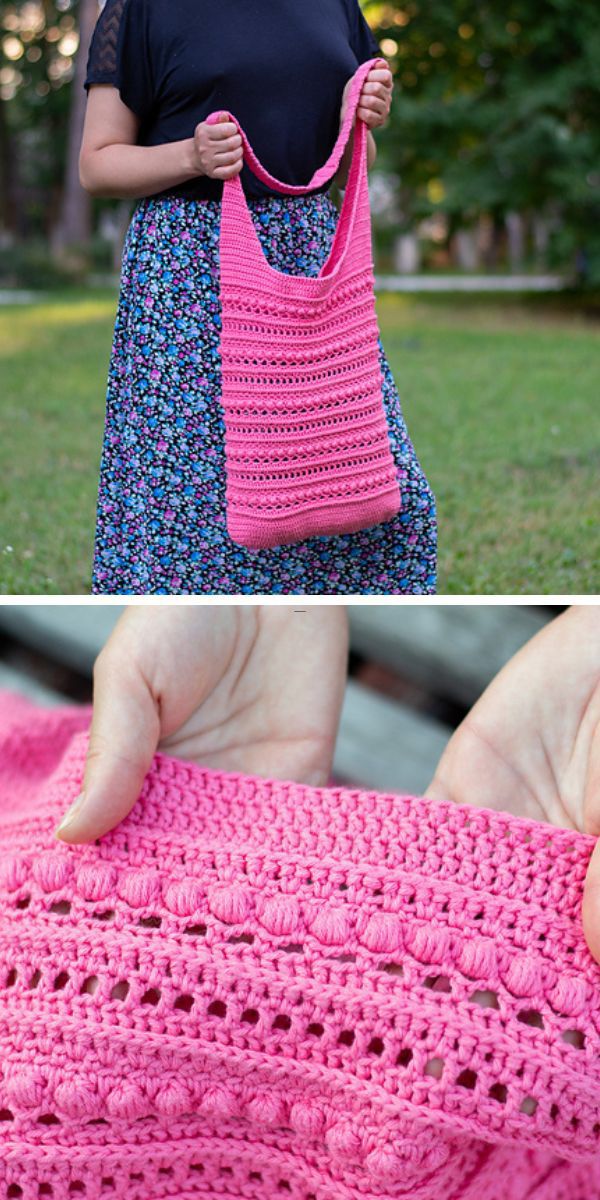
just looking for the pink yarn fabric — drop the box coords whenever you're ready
[205,58,401,549]
[1,691,600,1200]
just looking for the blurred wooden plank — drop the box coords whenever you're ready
[0,606,551,711]
[334,679,450,796]
[0,606,122,674]
[0,663,65,707]
[348,606,549,706]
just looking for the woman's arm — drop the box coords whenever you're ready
[333,128,376,190]
[333,59,391,190]
[79,86,242,200]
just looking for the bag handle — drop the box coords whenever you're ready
[205,57,381,195]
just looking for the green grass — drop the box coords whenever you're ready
[0,288,598,595]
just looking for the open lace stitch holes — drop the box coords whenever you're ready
[396,1047,413,1067]
[338,1029,355,1047]
[7,1187,23,1198]
[68,1185,84,1195]
[0,1110,13,1121]
[281,943,304,955]
[38,1186,53,1196]
[489,1083,508,1104]
[49,900,71,915]
[470,990,499,1009]
[367,1036,385,1056]
[228,932,254,945]
[80,975,99,995]
[456,1069,477,1090]
[101,1180,115,1188]
[141,988,161,1006]
[562,1028,585,1049]
[273,1013,291,1031]
[307,1022,324,1038]
[190,1165,205,1175]
[110,980,130,1001]
[424,1057,444,1079]
[138,916,162,929]
[184,924,207,937]
[424,974,452,993]
[517,1009,544,1029]
[15,895,30,910]
[29,969,42,988]
[380,962,403,976]
[174,993,194,1013]
[92,909,115,922]
[551,1104,560,1121]
[520,1097,538,1116]
[6,969,17,987]
[208,999,227,1018]
[37,1113,60,1125]
[241,1008,260,1025]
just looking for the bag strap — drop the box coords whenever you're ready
[205,57,381,195]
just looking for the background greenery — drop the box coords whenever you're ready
[1,0,599,282]
[1,289,597,595]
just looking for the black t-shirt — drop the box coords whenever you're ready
[83,0,381,201]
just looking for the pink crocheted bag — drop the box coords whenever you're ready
[1,691,600,1200]
[206,58,401,550]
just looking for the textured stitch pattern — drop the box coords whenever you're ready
[0,692,600,1200]
[205,58,402,549]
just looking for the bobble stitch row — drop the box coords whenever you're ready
[0,855,30,892]
[2,1059,417,1184]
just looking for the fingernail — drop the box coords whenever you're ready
[55,793,85,838]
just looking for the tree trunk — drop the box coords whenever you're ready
[49,0,98,264]
[0,96,18,236]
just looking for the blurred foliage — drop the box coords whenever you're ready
[366,0,600,282]
[1,0,600,281]
[0,0,78,232]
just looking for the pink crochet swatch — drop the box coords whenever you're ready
[0,692,599,1200]
[205,58,401,549]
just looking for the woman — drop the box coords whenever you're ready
[80,0,437,595]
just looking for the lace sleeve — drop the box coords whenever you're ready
[83,0,128,90]
[83,0,154,122]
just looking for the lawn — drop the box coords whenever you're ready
[0,288,598,595]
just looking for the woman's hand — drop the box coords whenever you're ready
[425,606,600,963]
[339,59,393,130]
[55,606,348,844]
[191,113,244,179]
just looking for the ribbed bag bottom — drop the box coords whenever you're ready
[227,486,402,549]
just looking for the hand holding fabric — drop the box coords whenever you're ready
[55,605,348,844]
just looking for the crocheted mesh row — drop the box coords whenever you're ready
[205,58,401,550]
[0,692,599,1200]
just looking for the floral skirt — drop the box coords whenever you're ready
[91,191,437,595]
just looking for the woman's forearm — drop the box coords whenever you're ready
[333,128,376,190]
[79,137,202,199]
[80,125,376,200]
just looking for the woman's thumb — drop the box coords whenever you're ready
[54,645,160,844]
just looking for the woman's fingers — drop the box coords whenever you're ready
[582,838,600,965]
[54,644,160,844]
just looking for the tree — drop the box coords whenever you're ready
[50,0,97,261]
[365,0,600,280]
